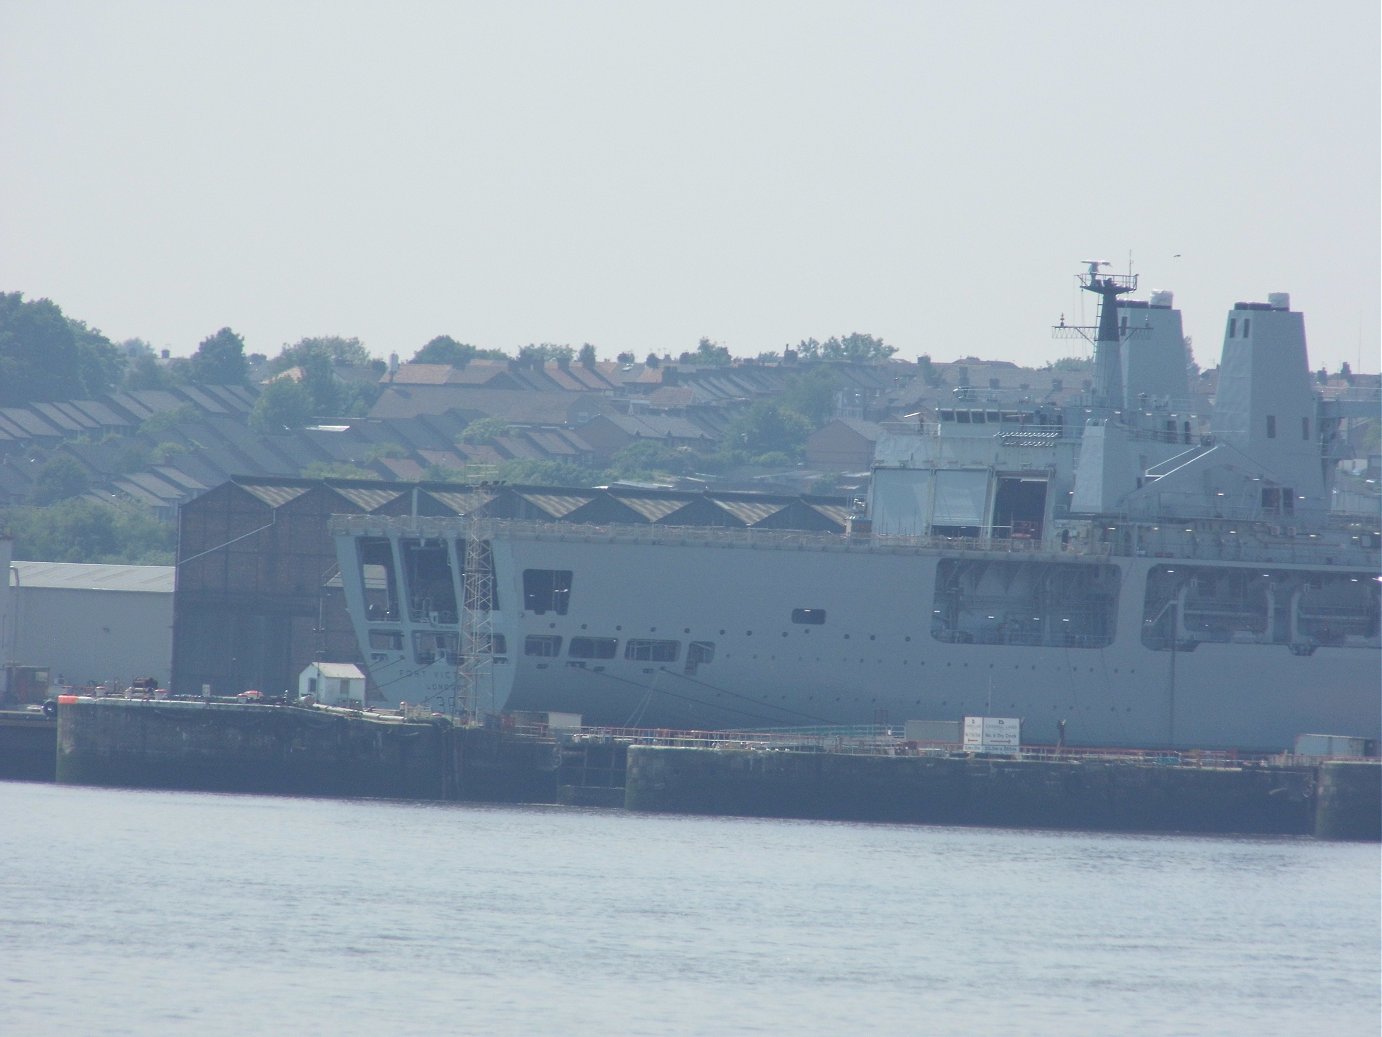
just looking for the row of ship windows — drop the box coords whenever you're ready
[524,636,718,664]
[370,630,718,665]
[521,571,841,626]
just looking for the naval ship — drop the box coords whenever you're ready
[331,265,1380,751]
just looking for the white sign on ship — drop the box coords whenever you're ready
[963,716,1022,754]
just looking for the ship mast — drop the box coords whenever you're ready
[1052,259,1140,412]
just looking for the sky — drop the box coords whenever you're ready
[1,0,1378,375]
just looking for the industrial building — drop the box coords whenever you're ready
[2,539,173,702]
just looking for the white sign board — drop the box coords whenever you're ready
[963,716,1022,754]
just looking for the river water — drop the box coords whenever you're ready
[1,781,1377,1036]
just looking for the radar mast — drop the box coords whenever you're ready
[1053,260,1140,411]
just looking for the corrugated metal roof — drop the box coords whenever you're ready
[238,482,312,508]
[714,499,783,524]
[514,492,596,518]
[616,496,686,522]
[809,503,852,525]
[11,560,174,593]
[332,486,405,511]
[424,490,496,514]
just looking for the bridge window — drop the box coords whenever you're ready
[569,637,617,659]
[625,639,680,662]
[523,569,573,614]
[524,635,563,657]
[791,609,827,625]
[413,631,458,665]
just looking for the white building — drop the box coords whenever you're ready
[298,662,367,707]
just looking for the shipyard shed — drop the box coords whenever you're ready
[298,662,367,706]
[3,558,173,694]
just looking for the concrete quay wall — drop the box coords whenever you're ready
[1314,761,1382,841]
[54,697,561,803]
[0,712,57,782]
[57,698,449,799]
[624,747,1339,837]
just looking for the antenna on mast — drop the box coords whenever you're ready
[1052,259,1141,410]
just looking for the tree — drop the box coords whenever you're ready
[138,405,201,437]
[421,463,468,482]
[578,343,598,367]
[779,368,841,427]
[616,351,636,365]
[831,333,895,362]
[411,336,506,366]
[362,443,407,462]
[124,354,174,391]
[518,343,575,364]
[30,456,91,505]
[189,327,249,385]
[300,461,375,480]
[457,417,512,443]
[494,458,602,486]
[684,337,731,366]
[607,440,697,480]
[249,378,313,433]
[267,336,371,375]
[721,400,811,460]
[69,318,125,396]
[296,353,344,414]
[0,292,83,405]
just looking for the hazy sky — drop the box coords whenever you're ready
[2,1,1378,374]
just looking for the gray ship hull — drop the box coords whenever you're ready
[488,530,1378,750]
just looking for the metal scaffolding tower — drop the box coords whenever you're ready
[457,519,496,720]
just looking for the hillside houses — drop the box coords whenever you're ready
[0,352,1114,518]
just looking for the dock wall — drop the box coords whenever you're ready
[32,700,1379,839]
[0,713,57,782]
[57,698,448,799]
[53,697,561,803]
[1314,761,1382,841]
[625,747,1330,836]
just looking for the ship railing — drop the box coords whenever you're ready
[1103,526,1378,566]
[1121,428,1213,449]
[545,724,1266,767]
[465,519,1113,559]
[332,512,1127,560]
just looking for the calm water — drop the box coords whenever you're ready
[1,782,1377,1036]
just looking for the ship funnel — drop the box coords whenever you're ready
[1267,293,1291,310]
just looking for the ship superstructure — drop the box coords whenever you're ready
[331,271,1380,751]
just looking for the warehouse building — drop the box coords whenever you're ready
[2,546,173,702]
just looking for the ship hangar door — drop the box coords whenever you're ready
[992,475,1048,541]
